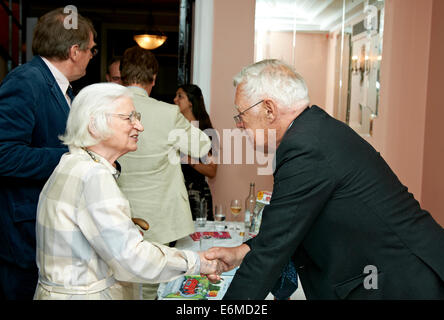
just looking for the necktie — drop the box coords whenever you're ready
[66,85,75,103]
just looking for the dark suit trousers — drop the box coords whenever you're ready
[0,261,37,300]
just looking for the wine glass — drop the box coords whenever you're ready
[214,204,226,231]
[230,199,242,231]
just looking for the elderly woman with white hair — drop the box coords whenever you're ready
[34,83,221,300]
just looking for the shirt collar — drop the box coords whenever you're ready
[41,56,70,97]
[127,86,149,97]
[70,146,121,180]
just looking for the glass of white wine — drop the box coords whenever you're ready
[230,199,242,231]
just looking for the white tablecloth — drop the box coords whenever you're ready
[157,220,306,300]
[156,221,244,300]
[174,221,246,251]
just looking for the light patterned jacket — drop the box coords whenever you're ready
[34,147,200,300]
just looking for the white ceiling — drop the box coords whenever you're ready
[255,0,375,32]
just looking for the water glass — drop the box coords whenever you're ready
[196,198,207,227]
[200,234,214,251]
[214,204,226,231]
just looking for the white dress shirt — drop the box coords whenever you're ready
[41,56,72,106]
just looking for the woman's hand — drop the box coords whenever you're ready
[197,252,225,279]
[180,154,192,164]
[190,155,217,178]
[132,218,150,236]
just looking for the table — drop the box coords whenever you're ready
[157,221,245,300]
[174,221,246,251]
[157,220,306,300]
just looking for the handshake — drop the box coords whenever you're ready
[197,244,251,282]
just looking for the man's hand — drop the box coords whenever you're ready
[204,244,250,282]
[198,252,224,278]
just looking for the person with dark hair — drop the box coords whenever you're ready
[174,84,218,221]
[106,57,122,84]
[0,7,97,300]
[117,46,212,300]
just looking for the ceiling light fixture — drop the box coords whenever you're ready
[134,2,167,50]
[134,34,167,50]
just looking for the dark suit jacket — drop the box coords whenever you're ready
[0,56,69,269]
[223,106,444,300]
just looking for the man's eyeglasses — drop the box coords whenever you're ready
[75,43,99,57]
[233,100,264,125]
[90,46,99,57]
[109,111,141,124]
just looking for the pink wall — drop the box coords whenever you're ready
[421,0,444,226]
[367,0,443,225]
[209,0,273,219]
[324,31,340,116]
[368,0,430,199]
[294,33,329,108]
[256,31,329,108]
[294,33,328,108]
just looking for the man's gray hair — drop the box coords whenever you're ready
[60,83,133,148]
[233,59,310,109]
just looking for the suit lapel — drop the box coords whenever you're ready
[50,83,70,115]
[31,56,70,116]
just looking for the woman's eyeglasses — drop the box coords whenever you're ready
[108,111,141,124]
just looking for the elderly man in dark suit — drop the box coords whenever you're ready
[206,59,444,299]
[0,7,96,300]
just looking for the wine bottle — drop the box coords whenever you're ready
[244,182,255,229]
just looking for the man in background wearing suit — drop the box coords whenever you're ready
[206,59,444,299]
[117,46,211,300]
[0,8,96,299]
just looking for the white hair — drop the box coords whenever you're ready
[59,83,133,148]
[233,59,310,109]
